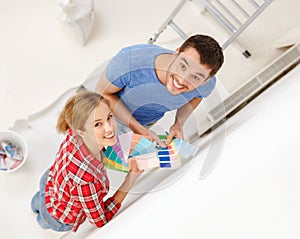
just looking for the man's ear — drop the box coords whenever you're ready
[171,48,180,59]
[76,129,85,137]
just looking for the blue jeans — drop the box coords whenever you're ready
[31,170,72,232]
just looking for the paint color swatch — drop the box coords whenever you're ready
[118,131,134,161]
[173,138,199,159]
[135,152,160,170]
[157,135,181,168]
[103,133,199,172]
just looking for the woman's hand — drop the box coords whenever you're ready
[120,157,143,191]
[147,129,167,148]
[113,157,144,203]
[128,157,144,175]
[134,125,166,148]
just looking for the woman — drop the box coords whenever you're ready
[31,91,143,232]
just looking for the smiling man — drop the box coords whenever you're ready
[96,34,224,147]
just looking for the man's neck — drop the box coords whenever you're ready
[154,53,173,85]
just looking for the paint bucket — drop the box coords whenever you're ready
[0,130,28,173]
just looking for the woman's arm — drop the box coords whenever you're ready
[77,158,143,228]
[112,158,143,204]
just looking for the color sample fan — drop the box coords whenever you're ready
[103,133,199,172]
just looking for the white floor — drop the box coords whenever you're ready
[84,64,300,239]
[0,0,300,238]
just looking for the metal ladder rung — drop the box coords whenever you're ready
[222,0,274,49]
[248,0,260,8]
[215,0,243,27]
[203,0,237,33]
[231,0,251,18]
[169,20,188,40]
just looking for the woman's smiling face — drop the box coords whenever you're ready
[80,101,117,149]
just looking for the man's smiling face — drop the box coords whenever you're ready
[165,47,212,95]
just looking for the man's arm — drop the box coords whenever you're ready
[96,70,166,147]
[166,97,202,144]
[96,70,144,133]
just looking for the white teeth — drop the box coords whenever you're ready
[173,78,184,89]
[104,133,114,139]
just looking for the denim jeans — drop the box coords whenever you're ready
[31,169,72,232]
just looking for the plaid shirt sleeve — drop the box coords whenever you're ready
[75,181,121,228]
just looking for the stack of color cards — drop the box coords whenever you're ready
[156,135,180,168]
[103,132,199,172]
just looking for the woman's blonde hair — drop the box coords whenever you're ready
[56,91,108,133]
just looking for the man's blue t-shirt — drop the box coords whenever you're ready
[106,44,216,126]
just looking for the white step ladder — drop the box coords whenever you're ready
[148,0,273,57]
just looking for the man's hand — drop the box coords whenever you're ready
[164,97,201,145]
[166,123,183,145]
[133,124,167,148]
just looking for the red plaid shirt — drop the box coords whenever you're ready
[45,129,121,232]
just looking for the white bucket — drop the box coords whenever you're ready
[0,130,28,173]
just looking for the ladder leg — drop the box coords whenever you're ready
[148,0,189,43]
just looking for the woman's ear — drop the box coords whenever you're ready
[76,129,85,137]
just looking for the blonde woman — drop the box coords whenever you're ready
[31,91,143,232]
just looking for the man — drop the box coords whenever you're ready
[96,34,224,147]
